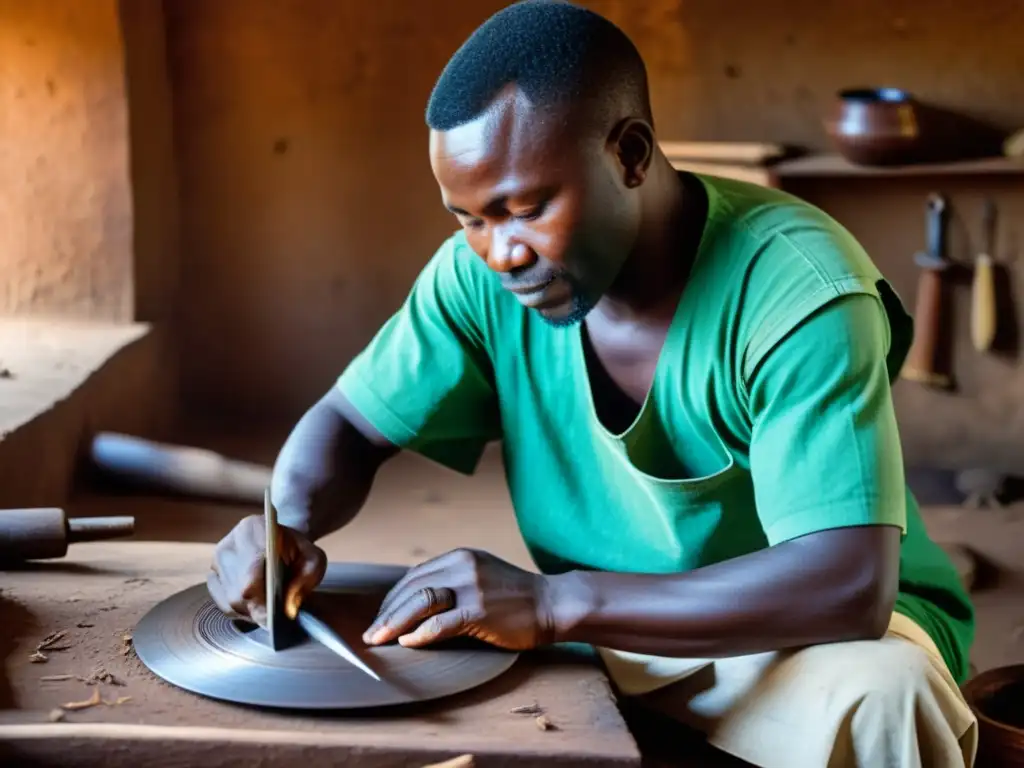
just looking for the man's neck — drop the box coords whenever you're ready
[596,160,706,323]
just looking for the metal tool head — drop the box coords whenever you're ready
[914,191,951,271]
[264,489,286,651]
[296,607,381,681]
[264,489,380,679]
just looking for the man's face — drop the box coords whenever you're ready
[429,91,641,327]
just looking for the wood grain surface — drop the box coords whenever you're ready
[0,541,640,767]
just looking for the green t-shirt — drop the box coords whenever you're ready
[336,173,975,684]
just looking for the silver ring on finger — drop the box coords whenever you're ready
[422,586,456,612]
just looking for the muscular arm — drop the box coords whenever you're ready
[548,524,899,656]
[269,237,500,541]
[270,387,398,541]
[549,292,906,657]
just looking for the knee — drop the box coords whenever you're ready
[839,642,965,765]
[851,641,935,719]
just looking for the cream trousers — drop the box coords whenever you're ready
[599,612,978,768]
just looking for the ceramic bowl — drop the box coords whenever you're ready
[824,87,924,166]
[961,664,1024,766]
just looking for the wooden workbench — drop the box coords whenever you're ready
[0,541,641,767]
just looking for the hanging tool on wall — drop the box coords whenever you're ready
[970,199,998,353]
[902,193,955,389]
[0,507,134,565]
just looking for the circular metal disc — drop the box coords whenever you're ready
[134,562,519,709]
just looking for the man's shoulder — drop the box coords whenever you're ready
[702,175,883,289]
[406,230,519,351]
[417,230,503,308]
[424,229,490,283]
[696,175,898,379]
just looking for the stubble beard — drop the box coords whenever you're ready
[536,291,594,328]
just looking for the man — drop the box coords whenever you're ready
[207,2,978,765]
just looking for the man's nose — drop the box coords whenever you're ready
[487,229,535,273]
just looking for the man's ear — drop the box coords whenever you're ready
[608,118,655,188]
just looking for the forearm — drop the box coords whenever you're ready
[271,387,397,541]
[548,525,900,658]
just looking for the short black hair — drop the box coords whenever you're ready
[426,0,652,133]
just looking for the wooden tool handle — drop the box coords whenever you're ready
[0,509,135,562]
[421,756,475,768]
[971,254,997,352]
[89,432,272,505]
[67,516,135,543]
[0,508,69,561]
[902,269,952,388]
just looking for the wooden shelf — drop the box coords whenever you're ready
[775,154,1024,178]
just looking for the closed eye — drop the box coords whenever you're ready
[448,210,482,229]
[514,200,548,221]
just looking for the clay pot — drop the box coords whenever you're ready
[962,664,1024,766]
[824,87,924,166]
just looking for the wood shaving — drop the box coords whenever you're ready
[59,688,132,712]
[83,666,124,686]
[29,651,47,663]
[510,703,544,715]
[37,630,69,651]
[59,688,134,712]
[40,675,75,682]
[419,756,474,768]
[61,688,102,711]
[48,709,65,722]
[535,715,557,731]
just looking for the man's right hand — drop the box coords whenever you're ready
[207,514,328,626]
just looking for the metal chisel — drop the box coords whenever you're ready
[264,490,380,681]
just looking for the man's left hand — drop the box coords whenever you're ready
[361,548,555,651]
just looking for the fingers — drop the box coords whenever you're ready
[363,586,457,646]
[207,515,269,622]
[375,548,471,621]
[207,561,259,623]
[239,553,267,603]
[398,608,470,648]
[284,538,328,619]
[375,553,451,617]
[249,602,268,628]
[206,569,237,617]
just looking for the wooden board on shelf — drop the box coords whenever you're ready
[669,159,779,188]
[776,154,1024,178]
[659,141,785,165]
